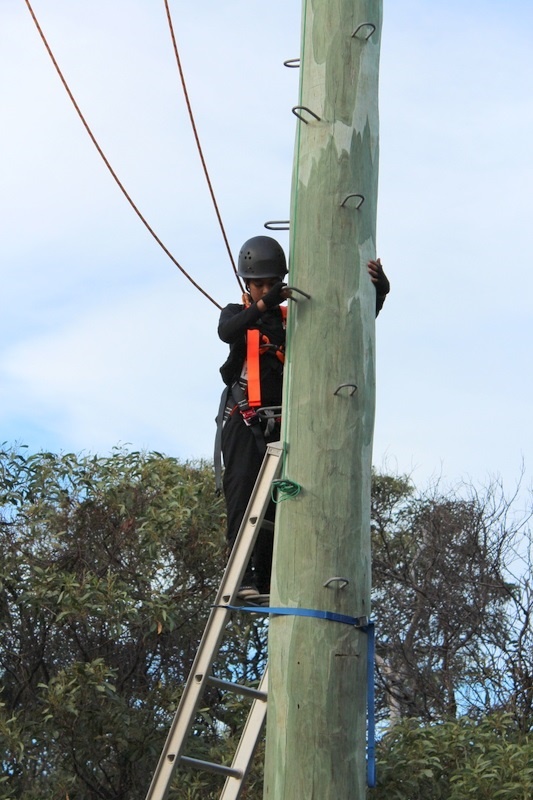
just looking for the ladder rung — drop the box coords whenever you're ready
[207,675,268,701]
[143,444,283,800]
[179,755,243,780]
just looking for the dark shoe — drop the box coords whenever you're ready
[237,584,260,601]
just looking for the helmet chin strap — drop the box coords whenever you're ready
[242,284,252,307]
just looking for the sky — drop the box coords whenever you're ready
[1,0,532,497]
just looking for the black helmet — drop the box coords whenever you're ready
[237,236,287,280]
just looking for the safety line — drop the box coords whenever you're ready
[163,0,243,294]
[23,0,222,311]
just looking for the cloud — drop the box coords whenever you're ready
[1,0,532,492]
[0,279,227,458]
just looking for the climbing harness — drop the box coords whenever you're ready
[214,304,286,491]
[245,310,286,410]
[237,303,286,422]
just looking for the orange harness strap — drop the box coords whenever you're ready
[245,305,287,408]
[246,328,262,407]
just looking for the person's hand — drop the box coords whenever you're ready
[367,258,390,296]
[262,282,291,309]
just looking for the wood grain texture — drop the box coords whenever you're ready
[263,2,382,798]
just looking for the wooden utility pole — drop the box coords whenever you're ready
[263,1,382,798]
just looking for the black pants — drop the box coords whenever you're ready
[221,410,279,594]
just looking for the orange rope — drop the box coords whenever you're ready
[23,0,222,310]
[163,0,244,294]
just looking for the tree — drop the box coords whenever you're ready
[0,446,267,800]
[371,469,532,727]
[370,471,533,798]
[373,713,533,800]
[1,446,531,798]
[473,520,533,732]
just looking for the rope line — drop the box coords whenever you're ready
[23,0,222,311]
[271,478,302,503]
[163,0,243,294]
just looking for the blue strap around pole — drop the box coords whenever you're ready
[366,621,376,789]
[219,604,377,787]
[228,604,367,627]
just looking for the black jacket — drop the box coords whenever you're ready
[218,303,285,406]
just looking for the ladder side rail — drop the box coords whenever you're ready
[144,608,233,800]
[145,443,283,800]
[217,441,283,605]
[219,666,269,800]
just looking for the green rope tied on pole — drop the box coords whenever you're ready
[271,478,302,503]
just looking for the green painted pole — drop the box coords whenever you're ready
[263,1,382,798]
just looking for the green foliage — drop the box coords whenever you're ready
[1,447,531,798]
[0,446,266,799]
[374,714,533,800]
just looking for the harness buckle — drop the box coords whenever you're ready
[240,408,261,427]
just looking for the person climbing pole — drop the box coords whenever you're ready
[216,235,390,600]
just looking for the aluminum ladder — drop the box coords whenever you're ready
[144,441,283,800]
